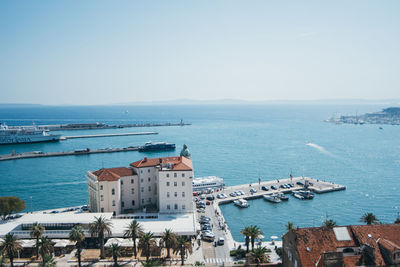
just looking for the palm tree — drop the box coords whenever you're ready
[139,231,155,261]
[161,229,177,259]
[38,236,53,265]
[38,254,56,267]
[240,226,251,253]
[110,243,122,267]
[323,219,337,228]
[395,217,400,224]
[0,256,6,267]
[286,221,295,231]
[123,220,143,259]
[360,213,379,225]
[0,233,22,267]
[248,225,263,251]
[69,225,85,267]
[173,236,192,266]
[30,222,45,258]
[250,247,269,266]
[89,216,113,259]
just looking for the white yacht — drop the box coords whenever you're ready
[192,176,224,191]
[0,123,61,145]
[234,199,249,208]
[263,194,281,203]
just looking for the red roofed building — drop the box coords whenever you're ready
[87,156,194,215]
[282,224,400,267]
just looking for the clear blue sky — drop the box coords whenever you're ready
[0,1,399,105]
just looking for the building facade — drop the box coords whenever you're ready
[87,156,194,215]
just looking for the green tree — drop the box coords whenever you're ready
[240,226,251,253]
[123,220,143,259]
[38,254,56,267]
[0,197,25,220]
[141,259,160,267]
[139,232,155,261]
[109,243,122,267]
[0,256,6,267]
[360,213,379,225]
[248,225,263,251]
[285,221,296,231]
[0,233,22,267]
[250,247,269,266]
[323,219,337,228]
[173,236,192,266]
[89,216,112,259]
[38,237,53,265]
[30,222,45,259]
[69,225,85,267]
[161,229,177,259]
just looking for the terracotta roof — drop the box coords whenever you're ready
[130,156,192,171]
[284,224,400,267]
[289,227,357,267]
[92,167,134,181]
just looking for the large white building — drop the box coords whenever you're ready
[87,156,194,216]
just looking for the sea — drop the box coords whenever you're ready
[0,104,399,241]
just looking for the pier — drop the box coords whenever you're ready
[0,146,142,161]
[61,131,158,140]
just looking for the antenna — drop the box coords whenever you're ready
[102,160,104,169]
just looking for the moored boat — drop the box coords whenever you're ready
[234,198,250,208]
[138,141,176,152]
[263,194,281,203]
[0,123,61,145]
[274,192,289,201]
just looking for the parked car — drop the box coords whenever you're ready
[206,195,215,201]
[217,237,225,245]
[193,192,198,196]
[206,201,211,205]
[250,188,257,193]
[220,193,228,199]
[261,186,269,191]
[229,192,237,197]
[271,185,277,190]
[199,195,206,200]
[296,181,305,186]
[238,190,245,195]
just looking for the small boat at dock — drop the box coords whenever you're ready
[234,199,250,208]
[263,194,281,203]
[274,192,289,201]
[292,190,314,200]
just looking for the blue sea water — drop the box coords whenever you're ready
[0,104,399,241]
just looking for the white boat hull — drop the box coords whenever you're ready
[0,135,61,145]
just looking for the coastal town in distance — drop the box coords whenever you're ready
[1,1,400,266]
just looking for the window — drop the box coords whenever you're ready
[141,178,143,183]
[141,187,144,192]
[166,173,169,178]
[167,204,170,210]
[100,195,104,201]
[100,185,103,190]
[121,180,123,185]
[148,177,150,182]
[182,192,185,197]
[141,199,144,204]
[112,200,116,206]
[141,170,143,173]
[148,186,151,192]
[182,181,185,186]
[122,201,125,207]
[182,173,185,177]
[174,173,177,178]
[174,182,177,187]
[101,208,104,212]
[112,189,115,195]
[131,188,134,194]
[148,169,150,173]
[132,200,135,206]
[182,204,186,210]
[174,204,178,210]
[148,198,151,203]
[174,192,177,197]
[131,179,134,184]
[166,182,170,186]
[167,192,170,198]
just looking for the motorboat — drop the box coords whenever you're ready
[293,190,314,200]
[274,192,289,201]
[234,198,249,208]
[263,194,281,203]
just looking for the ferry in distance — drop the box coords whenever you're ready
[0,123,61,145]
[138,141,176,152]
[192,176,224,191]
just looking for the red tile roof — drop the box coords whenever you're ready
[130,156,192,171]
[285,224,400,267]
[92,167,134,181]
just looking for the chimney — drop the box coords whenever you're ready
[143,157,147,162]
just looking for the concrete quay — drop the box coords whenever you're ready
[61,131,158,140]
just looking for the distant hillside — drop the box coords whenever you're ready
[326,107,400,125]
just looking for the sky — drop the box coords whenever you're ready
[0,1,399,105]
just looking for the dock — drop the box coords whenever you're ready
[61,131,158,140]
[216,176,346,205]
[0,146,142,161]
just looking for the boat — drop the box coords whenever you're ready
[192,176,224,191]
[234,199,249,208]
[293,193,304,200]
[274,192,289,201]
[263,194,281,203]
[138,141,176,152]
[0,123,61,145]
[293,190,314,200]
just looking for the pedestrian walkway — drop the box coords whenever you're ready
[204,257,233,264]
